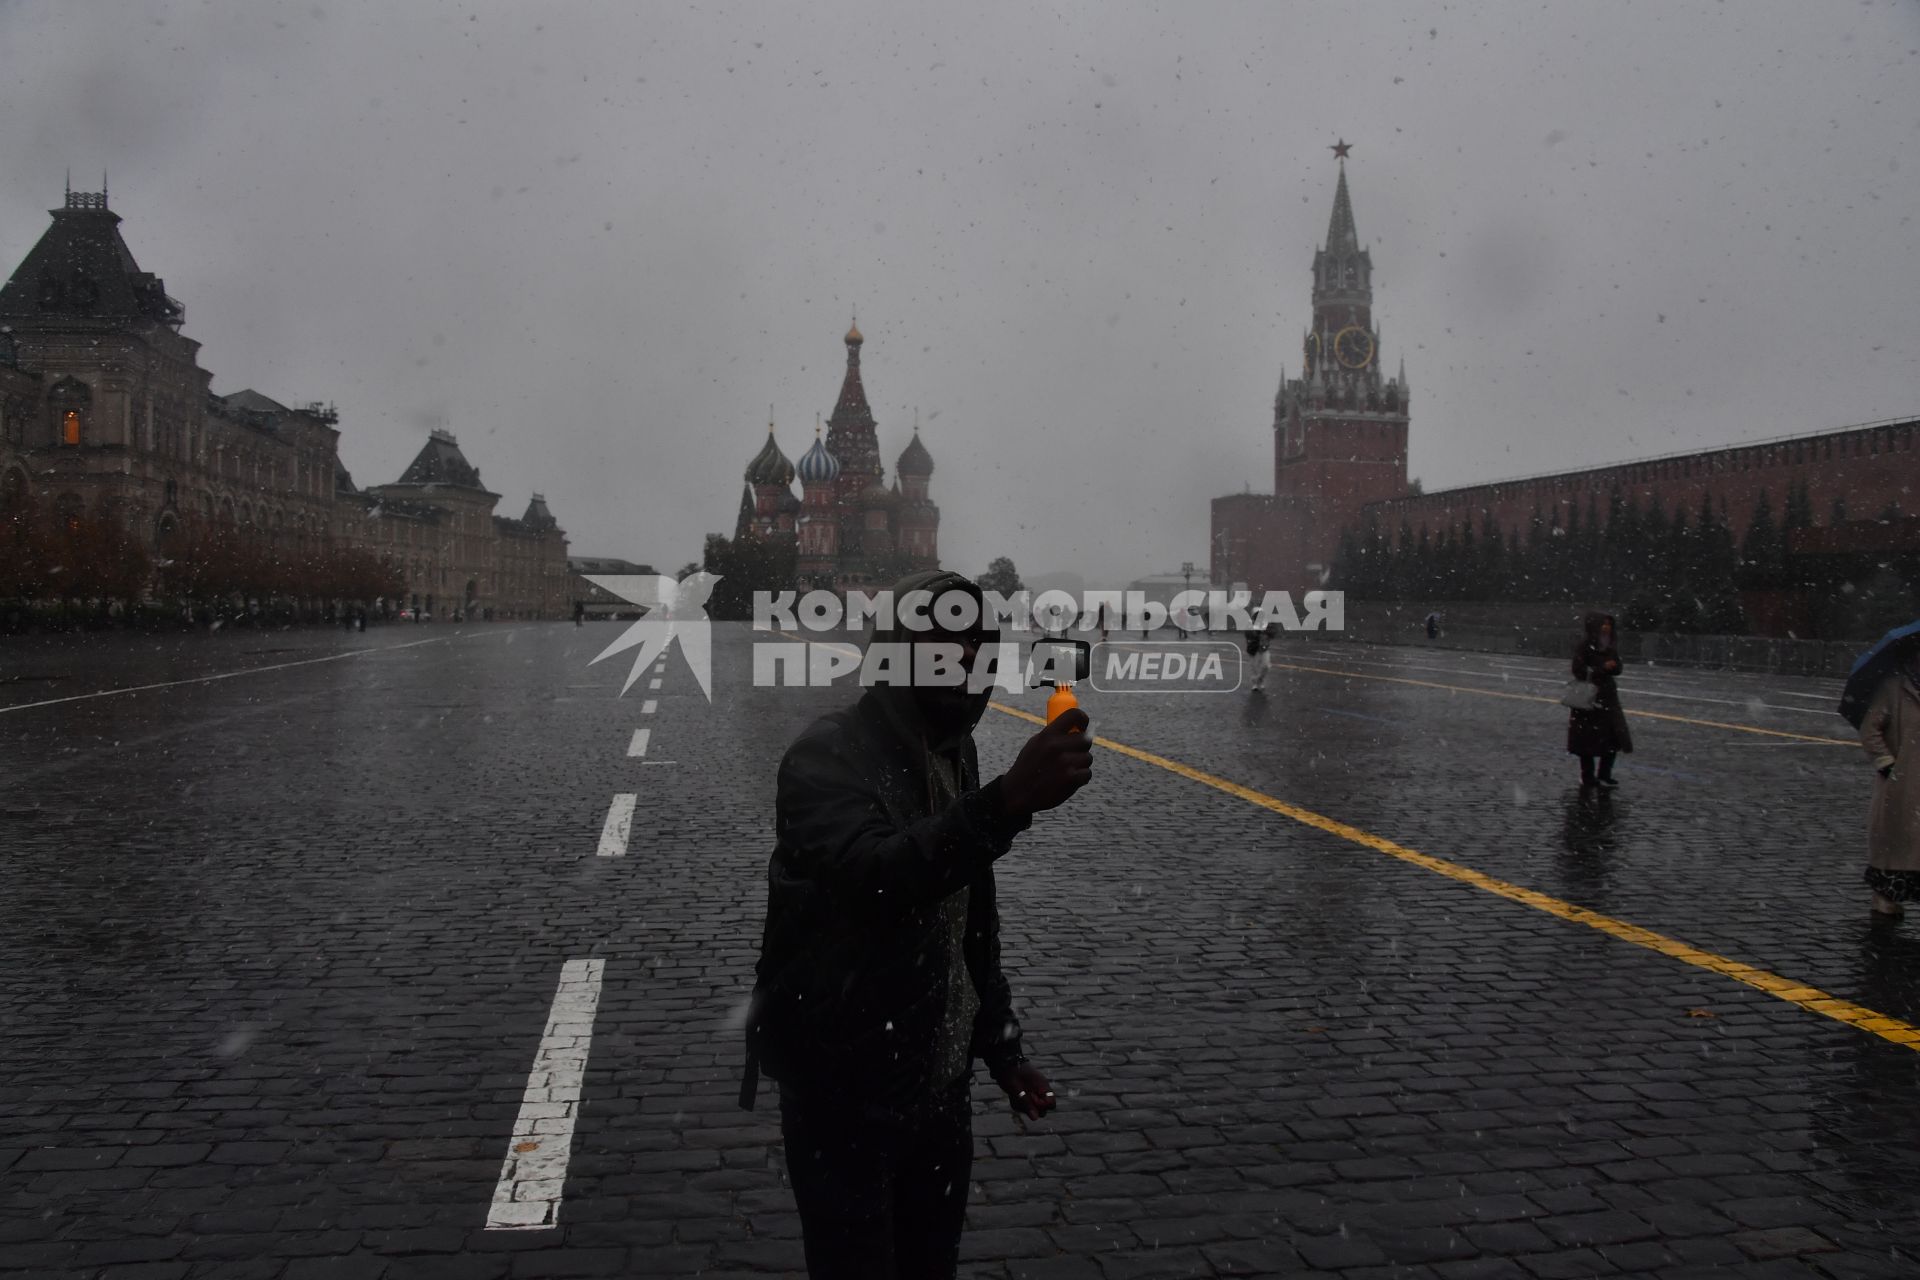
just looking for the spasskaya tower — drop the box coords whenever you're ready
[1213,141,1411,591]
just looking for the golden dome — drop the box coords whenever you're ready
[845,319,863,346]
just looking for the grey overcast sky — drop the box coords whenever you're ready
[1,1,1915,584]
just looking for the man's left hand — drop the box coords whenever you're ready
[995,1061,1056,1121]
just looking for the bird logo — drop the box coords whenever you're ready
[583,572,720,700]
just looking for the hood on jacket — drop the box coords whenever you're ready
[1582,611,1618,650]
[864,568,994,751]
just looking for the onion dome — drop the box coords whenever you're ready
[744,429,795,487]
[896,430,933,478]
[796,429,841,486]
[860,480,899,509]
[845,318,863,346]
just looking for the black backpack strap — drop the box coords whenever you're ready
[737,1051,760,1111]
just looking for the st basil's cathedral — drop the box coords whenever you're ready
[734,321,939,591]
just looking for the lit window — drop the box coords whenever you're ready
[62,410,81,446]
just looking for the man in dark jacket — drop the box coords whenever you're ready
[743,569,1092,1277]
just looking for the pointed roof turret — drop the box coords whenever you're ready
[0,188,185,328]
[395,428,492,492]
[522,493,557,529]
[735,483,756,538]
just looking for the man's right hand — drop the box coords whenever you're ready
[1000,709,1093,816]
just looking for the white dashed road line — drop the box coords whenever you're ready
[641,700,658,715]
[596,794,637,858]
[626,728,651,757]
[485,958,606,1230]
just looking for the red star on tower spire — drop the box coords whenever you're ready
[1330,139,1352,160]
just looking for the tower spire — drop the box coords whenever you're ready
[825,318,879,485]
[1325,161,1359,254]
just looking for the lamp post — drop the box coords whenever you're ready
[1181,560,1195,633]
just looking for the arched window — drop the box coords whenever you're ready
[62,409,81,446]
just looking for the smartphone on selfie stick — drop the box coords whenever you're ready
[1028,636,1091,727]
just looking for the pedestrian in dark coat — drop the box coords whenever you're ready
[1858,651,1920,916]
[1567,611,1633,787]
[743,569,1093,1278]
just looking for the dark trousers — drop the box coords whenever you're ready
[778,1079,973,1279]
[1579,751,1617,782]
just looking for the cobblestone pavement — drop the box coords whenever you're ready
[3,622,1917,1278]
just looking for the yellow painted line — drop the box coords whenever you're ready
[989,700,1920,1053]
[1268,660,1854,746]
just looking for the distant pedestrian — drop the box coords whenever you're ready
[1567,612,1632,788]
[1857,646,1920,917]
[1247,623,1276,693]
[1425,611,1441,640]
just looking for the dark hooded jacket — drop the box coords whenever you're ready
[741,569,1030,1113]
[1567,611,1634,756]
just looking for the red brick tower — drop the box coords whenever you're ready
[1272,149,1411,576]
[824,319,883,566]
[1213,149,1413,591]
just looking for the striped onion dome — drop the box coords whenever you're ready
[796,430,841,486]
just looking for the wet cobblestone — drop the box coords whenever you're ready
[1,624,1916,1276]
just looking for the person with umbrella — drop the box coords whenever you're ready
[1567,612,1632,788]
[1840,622,1920,917]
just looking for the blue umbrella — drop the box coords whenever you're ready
[1839,619,1920,729]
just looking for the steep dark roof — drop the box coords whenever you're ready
[394,430,490,491]
[735,483,756,538]
[522,493,558,528]
[0,193,184,328]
